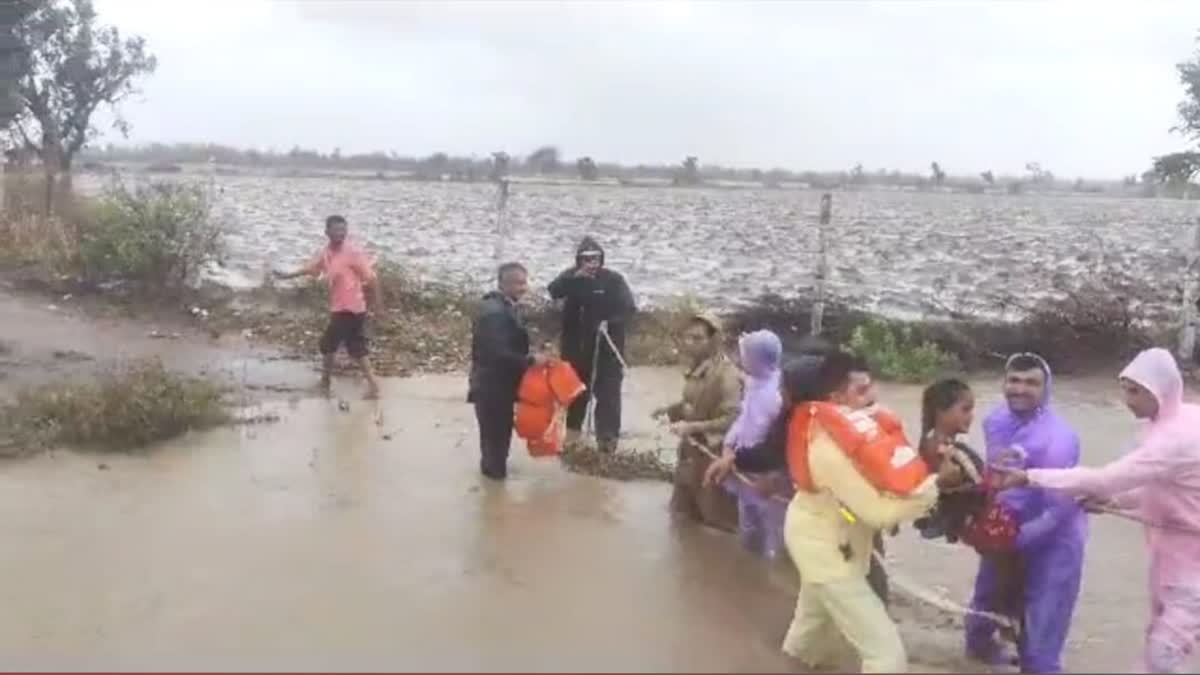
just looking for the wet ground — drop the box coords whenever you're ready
[0,289,311,398]
[0,290,1180,671]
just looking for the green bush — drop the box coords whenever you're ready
[2,359,229,454]
[78,181,222,287]
[849,318,959,383]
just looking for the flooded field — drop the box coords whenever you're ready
[138,173,1200,319]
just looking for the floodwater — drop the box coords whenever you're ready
[83,172,1200,319]
[0,344,1178,672]
[0,289,310,396]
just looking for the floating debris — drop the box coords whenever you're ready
[51,349,93,362]
[231,412,282,426]
[559,445,673,483]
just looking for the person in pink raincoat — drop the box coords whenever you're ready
[997,348,1200,673]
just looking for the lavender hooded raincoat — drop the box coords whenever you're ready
[1030,348,1200,673]
[966,353,1088,673]
[723,330,788,557]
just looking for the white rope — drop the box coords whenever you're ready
[1092,503,1200,536]
[582,320,629,440]
[680,436,1019,632]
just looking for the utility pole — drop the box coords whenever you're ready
[1179,216,1200,366]
[811,193,832,336]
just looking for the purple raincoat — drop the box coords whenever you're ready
[723,330,789,558]
[966,354,1088,673]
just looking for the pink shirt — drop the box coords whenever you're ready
[305,242,375,314]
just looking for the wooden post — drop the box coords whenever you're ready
[492,178,510,265]
[1180,216,1200,365]
[811,193,832,336]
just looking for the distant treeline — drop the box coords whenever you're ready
[77,142,1175,195]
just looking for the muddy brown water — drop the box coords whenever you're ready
[0,291,1181,671]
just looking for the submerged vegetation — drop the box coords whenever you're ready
[849,319,961,383]
[1,358,229,456]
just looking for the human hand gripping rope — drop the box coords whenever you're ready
[677,434,1022,633]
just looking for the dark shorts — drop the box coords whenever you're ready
[319,311,369,359]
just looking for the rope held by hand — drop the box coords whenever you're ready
[679,435,1019,632]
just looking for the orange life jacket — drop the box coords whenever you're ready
[514,360,587,457]
[786,402,930,495]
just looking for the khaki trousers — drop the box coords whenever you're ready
[781,575,907,673]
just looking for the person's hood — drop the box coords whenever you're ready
[1005,351,1054,411]
[575,236,605,266]
[739,330,782,378]
[1120,347,1185,422]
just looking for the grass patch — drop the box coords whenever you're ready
[849,318,961,383]
[559,444,674,482]
[1,359,229,456]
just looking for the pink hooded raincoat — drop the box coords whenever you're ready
[1028,348,1200,673]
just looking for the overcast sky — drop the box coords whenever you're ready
[90,0,1200,179]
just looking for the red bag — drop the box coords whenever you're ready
[960,475,1020,555]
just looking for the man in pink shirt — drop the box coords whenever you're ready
[274,215,382,399]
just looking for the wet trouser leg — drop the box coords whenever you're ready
[969,541,1083,673]
[735,484,766,555]
[591,362,623,442]
[782,576,907,673]
[1145,585,1200,673]
[966,556,1005,657]
[671,443,738,532]
[565,357,590,433]
[473,396,514,478]
[1018,541,1083,673]
[564,357,622,442]
[867,533,889,605]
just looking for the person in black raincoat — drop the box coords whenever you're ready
[547,236,637,453]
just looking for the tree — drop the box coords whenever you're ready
[10,0,157,193]
[525,145,559,174]
[980,170,995,185]
[676,156,700,186]
[488,151,509,182]
[930,161,945,186]
[1174,32,1200,142]
[1150,151,1200,186]
[850,163,865,184]
[576,156,598,181]
[0,2,33,131]
[1025,162,1053,185]
[422,152,449,179]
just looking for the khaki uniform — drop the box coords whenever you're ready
[782,425,938,672]
[667,353,742,532]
